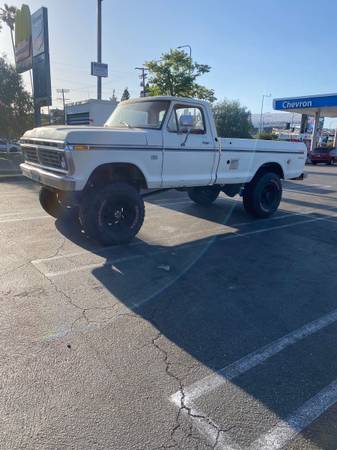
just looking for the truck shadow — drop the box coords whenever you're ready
[55,200,337,448]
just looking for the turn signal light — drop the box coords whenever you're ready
[74,145,90,151]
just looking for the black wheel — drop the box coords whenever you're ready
[243,172,282,218]
[311,161,317,165]
[39,187,78,220]
[327,159,333,165]
[79,182,145,245]
[187,186,220,206]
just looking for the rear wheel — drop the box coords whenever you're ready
[79,182,145,245]
[243,172,282,218]
[39,187,78,220]
[311,161,317,165]
[187,186,220,206]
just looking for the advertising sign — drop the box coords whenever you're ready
[274,95,337,111]
[31,7,51,106]
[91,62,108,78]
[32,7,47,56]
[14,4,32,73]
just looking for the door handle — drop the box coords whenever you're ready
[202,141,210,145]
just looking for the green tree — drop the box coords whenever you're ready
[0,56,33,139]
[0,4,17,57]
[213,99,253,138]
[145,49,216,102]
[121,87,130,101]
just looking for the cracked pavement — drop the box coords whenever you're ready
[2,168,337,449]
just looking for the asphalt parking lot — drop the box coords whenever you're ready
[1,164,337,450]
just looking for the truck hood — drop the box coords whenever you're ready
[22,125,149,147]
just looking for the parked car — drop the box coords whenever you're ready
[0,139,21,154]
[310,147,337,165]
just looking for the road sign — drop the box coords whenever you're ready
[91,62,108,78]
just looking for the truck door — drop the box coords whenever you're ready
[162,104,217,187]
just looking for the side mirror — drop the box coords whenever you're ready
[178,114,194,132]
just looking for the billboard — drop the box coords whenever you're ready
[14,4,32,73]
[31,7,51,107]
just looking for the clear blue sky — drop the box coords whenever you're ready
[1,0,337,120]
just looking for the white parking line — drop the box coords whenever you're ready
[0,215,49,224]
[171,306,337,449]
[31,211,320,278]
[249,378,337,450]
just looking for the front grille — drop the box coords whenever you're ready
[38,148,65,169]
[24,146,39,164]
[22,140,67,172]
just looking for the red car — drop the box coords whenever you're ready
[310,147,337,165]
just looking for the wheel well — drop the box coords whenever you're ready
[85,163,148,191]
[254,162,284,180]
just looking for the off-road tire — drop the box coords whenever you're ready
[79,182,145,245]
[188,186,220,206]
[39,187,78,220]
[243,172,282,218]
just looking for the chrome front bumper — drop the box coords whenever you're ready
[20,163,76,191]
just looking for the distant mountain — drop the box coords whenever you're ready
[251,112,302,128]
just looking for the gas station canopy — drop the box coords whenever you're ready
[273,93,337,117]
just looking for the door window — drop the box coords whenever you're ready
[167,105,206,134]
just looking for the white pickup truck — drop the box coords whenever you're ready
[20,96,306,244]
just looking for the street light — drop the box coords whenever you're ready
[259,93,272,135]
[177,44,192,60]
[177,45,192,75]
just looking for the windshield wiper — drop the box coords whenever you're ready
[120,121,132,128]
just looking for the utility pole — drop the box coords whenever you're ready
[97,0,103,100]
[56,88,70,124]
[135,67,148,97]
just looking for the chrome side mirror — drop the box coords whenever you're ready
[178,115,194,146]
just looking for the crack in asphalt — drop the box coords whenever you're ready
[151,332,233,450]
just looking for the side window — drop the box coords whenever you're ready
[168,105,206,134]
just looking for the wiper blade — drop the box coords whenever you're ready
[120,121,132,128]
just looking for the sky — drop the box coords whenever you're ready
[1,0,337,122]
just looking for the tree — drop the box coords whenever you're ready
[145,49,216,102]
[212,99,253,138]
[0,56,33,139]
[121,87,130,101]
[0,4,17,57]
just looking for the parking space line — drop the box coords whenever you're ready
[175,306,337,404]
[31,212,321,278]
[171,306,337,450]
[249,378,337,450]
[0,215,50,224]
[31,210,314,266]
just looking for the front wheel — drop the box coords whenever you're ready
[243,172,282,218]
[79,182,145,245]
[39,187,78,220]
[187,186,220,206]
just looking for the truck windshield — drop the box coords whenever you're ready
[105,100,170,129]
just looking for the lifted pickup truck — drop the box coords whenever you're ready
[20,96,306,244]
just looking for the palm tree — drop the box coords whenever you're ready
[0,4,17,57]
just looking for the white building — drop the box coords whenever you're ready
[65,99,118,126]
